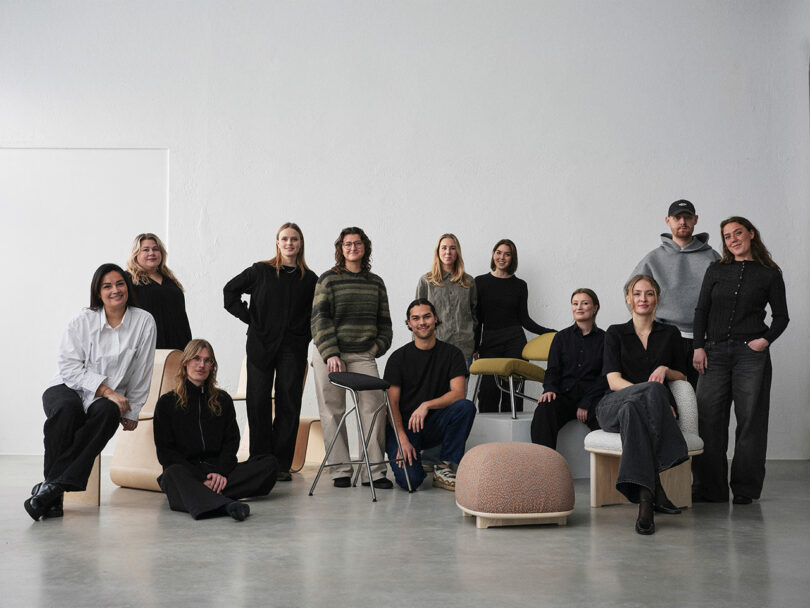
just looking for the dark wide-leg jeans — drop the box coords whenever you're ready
[246,347,307,469]
[692,340,772,501]
[42,384,120,491]
[158,455,278,519]
[595,382,688,503]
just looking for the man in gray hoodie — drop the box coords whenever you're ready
[629,200,720,388]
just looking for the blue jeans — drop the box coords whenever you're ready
[692,340,772,501]
[385,399,476,490]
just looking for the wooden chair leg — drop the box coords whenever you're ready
[64,454,101,506]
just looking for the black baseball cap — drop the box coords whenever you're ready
[668,200,696,217]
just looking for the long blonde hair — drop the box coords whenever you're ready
[127,233,184,290]
[426,233,471,288]
[264,222,312,278]
[174,339,222,416]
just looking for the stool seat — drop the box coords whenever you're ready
[469,358,546,383]
[328,372,391,392]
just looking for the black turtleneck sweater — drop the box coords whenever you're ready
[153,381,240,476]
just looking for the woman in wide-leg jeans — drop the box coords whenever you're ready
[692,217,788,505]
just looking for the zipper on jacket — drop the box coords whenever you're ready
[197,385,206,452]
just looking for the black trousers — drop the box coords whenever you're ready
[595,382,688,503]
[477,326,527,413]
[530,384,599,449]
[158,455,278,519]
[42,384,120,491]
[246,346,307,469]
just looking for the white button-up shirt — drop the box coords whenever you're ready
[49,307,157,420]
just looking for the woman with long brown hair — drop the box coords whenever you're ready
[223,222,317,481]
[153,339,278,521]
[691,217,789,505]
[126,233,192,350]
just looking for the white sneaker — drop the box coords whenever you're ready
[432,465,456,491]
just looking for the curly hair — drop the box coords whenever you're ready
[333,226,372,276]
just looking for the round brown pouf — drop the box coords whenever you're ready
[455,442,575,529]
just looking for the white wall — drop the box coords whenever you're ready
[1,1,808,458]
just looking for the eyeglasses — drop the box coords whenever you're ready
[190,356,214,366]
[342,241,364,250]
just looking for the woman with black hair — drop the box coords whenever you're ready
[474,238,554,413]
[25,263,156,521]
[153,339,278,521]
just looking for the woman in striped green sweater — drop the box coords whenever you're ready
[311,227,394,489]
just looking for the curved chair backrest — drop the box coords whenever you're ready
[669,379,698,436]
[140,349,183,418]
[521,332,557,362]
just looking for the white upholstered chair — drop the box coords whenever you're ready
[583,379,704,508]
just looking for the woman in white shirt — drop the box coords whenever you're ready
[25,263,157,521]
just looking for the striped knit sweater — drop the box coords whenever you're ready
[311,269,393,362]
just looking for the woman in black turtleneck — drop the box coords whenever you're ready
[474,238,554,413]
[153,339,278,521]
[223,222,317,481]
[691,217,789,505]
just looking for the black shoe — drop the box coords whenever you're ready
[362,477,393,489]
[732,495,753,505]
[31,483,64,518]
[635,498,655,535]
[226,501,250,521]
[654,498,682,515]
[24,482,64,521]
[333,477,351,488]
[277,471,292,482]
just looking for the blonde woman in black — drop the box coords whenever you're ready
[153,339,278,521]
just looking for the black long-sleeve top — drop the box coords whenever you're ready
[128,274,192,350]
[693,260,789,348]
[223,262,318,368]
[473,273,553,350]
[153,382,240,476]
[542,323,608,411]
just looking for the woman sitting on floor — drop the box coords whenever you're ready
[596,274,688,535]
[153,339,278,521]
[26,263,157,521]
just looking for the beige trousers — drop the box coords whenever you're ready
[312,350,388,481]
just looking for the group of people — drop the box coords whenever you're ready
[26,202,789,536]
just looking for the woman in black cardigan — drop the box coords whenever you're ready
[223,222,317,480]
[153,339,278,521]
[691,217,789,505]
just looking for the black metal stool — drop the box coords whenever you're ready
[309,371,413,501]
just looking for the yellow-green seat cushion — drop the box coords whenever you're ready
[470,358,546,383]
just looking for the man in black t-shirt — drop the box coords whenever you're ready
[384,299,476,491]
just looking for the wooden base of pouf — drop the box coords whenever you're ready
[64,455,101,506]
[458,502,573,528]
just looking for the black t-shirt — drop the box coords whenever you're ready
[383,340,468,420]
[602,320,687,384]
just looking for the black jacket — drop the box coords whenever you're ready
[223,262,318,368]
[153,381,240,476]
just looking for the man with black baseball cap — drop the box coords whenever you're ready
[629,200,719,388]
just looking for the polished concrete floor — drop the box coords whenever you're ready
[3,456,809,608]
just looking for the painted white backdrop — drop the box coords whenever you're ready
[1,1,808,459]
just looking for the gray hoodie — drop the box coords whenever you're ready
[629,233,720,337]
